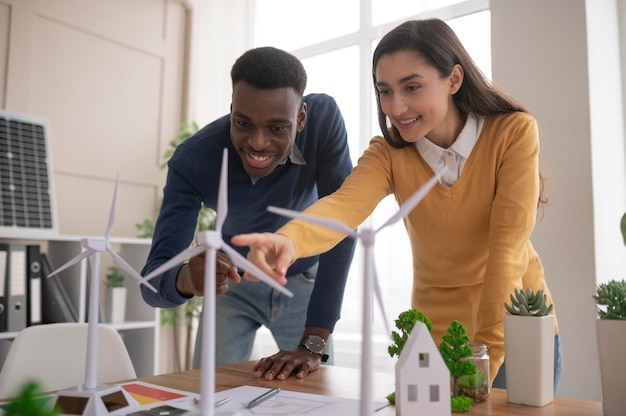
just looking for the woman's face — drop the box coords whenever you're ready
[374,50,462,148]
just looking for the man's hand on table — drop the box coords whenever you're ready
[253,347,323,380]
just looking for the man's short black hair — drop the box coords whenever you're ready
[231,47,307,97]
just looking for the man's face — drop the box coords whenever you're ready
[230,82,306,178]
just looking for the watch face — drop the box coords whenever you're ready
[305,336,326,354]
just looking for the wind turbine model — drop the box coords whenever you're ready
[47,175,157,416]
[267,173,438,416]
[143,148,293,416]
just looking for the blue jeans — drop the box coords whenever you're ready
[492,333,563,394]
[192,265,334,368]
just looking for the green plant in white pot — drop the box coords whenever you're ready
[503,288,555,407]
[594,211,626,416]
[104,265,127,324]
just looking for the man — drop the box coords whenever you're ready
[141,47,355,380]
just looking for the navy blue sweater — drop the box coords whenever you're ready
[141,93,356,331]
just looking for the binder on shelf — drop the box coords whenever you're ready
[40,253,78,323]
[5,244,28,332]
[26,245,43,326]
[0,245,8,332]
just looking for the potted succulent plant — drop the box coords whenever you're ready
[503,288,555,406]
[593,211,626,416]
[104,265,127,323]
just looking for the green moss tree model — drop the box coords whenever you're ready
[438,320,477,412]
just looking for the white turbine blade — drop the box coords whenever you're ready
[376,174,438,232]
[268,206,356,237]
[372,262,392,340]
[219,244,294,298]
[105,173,120,241]
[143,245,207,281]
[215,148,228,234]
[47,249,94,278]
[108,249,157,293]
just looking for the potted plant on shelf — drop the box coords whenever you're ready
[503,288,555,406]
[104,265,127,323]
[593,211,626,416]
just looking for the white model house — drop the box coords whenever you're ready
[395,321,451,415]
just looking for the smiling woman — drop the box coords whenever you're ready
[249,0,492,373]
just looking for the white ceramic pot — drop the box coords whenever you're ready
[106,287,127,323]
[503,314,555,406]
[596,319,626,416]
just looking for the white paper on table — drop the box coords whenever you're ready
[211,385,388,415]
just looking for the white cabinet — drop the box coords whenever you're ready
[0,235,159,377]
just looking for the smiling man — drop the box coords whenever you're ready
[140,47,355,380]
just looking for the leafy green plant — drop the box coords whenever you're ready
[388,309,432,358]
[160,121,199,169]
[504,288,554,316]
[450,395,473,412]
[104,265,125,288]
[593,280,626,320]
[438,320,478,401]
[3,381,60,416]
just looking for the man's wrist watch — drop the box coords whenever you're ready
[300,335,329,362]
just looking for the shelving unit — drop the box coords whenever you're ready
[0,234,159,377]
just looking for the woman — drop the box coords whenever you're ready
[233,19,562,390]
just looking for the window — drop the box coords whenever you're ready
[253,0,490,373]
[408,384,418,402]
[430,384,440,402]
[419,352,430,368]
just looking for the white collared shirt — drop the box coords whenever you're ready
[416,114,485,186]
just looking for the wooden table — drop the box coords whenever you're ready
[135,361,602,415]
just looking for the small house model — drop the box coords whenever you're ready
[395,321,451,415]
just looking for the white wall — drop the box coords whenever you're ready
[186,0,251,125]
[492,0,626,401]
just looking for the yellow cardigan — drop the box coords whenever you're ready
[277,112,558,383]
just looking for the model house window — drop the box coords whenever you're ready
[408,384,418,402]
[419,352,429,368]
[253,0,491,373]
[430,385,440,402]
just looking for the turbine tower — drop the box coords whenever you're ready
[47,175,157,416]
[144,148,293,415]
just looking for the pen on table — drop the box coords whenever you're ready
[246,387,281,409]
